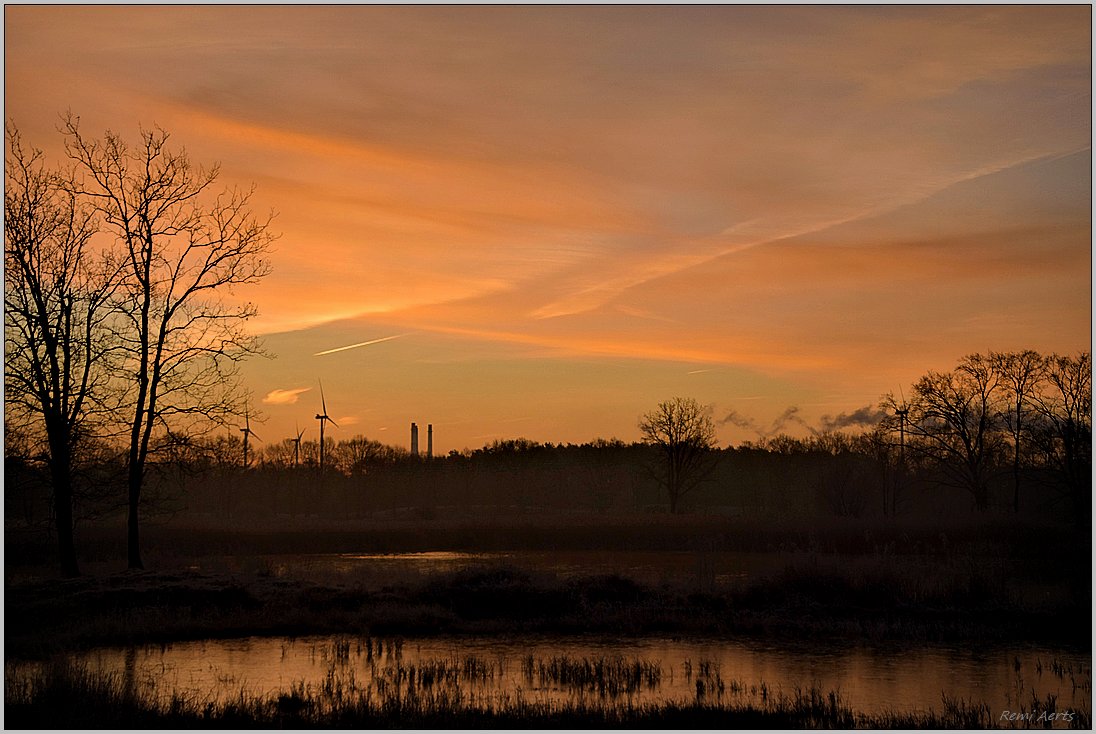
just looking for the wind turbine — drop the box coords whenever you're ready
[894,386,909,467]
[292,424,306,468]
[315,381,338,474]
[240,407,261,469]
[888,386,910,518]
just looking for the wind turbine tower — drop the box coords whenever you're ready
[895,391,909,467]
[316,381,338,474]
[890,388,910,518]
[240,408,260,469]
[292,424,306,468]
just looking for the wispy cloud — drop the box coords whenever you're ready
[530,148,1088,322]
[818,405,888,432]
[262,387,312,405]
[720,405,818,438]
[313,333,410,357]
[723,404,888,439]
[719,408,759,433]
[766,406,817,437]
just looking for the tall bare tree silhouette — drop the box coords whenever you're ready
[900,354,1003,512]
[62,114,275,569]
[4,123,121,577]
[638,397,718,514]
[992,350,1046,513]
[1035,352,1092,519]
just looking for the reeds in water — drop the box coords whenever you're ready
[7,649,1091,729]
[521,654,661,697]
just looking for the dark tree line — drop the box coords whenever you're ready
[9,350,1087,534]
[5,117,274,575]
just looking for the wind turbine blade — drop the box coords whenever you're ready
[328,417,339,428]
[319,380,328,415]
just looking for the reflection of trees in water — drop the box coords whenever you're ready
[122,646,137,703]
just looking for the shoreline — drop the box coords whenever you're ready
[6,561,1089,661]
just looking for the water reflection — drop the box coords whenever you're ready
[192,550,768,589]
[23,635,1090,721]
[340,551,506,562]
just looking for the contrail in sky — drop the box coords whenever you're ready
[313,333,409,357]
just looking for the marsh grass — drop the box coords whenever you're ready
[8,651,1090,729]
[520,654,662,696]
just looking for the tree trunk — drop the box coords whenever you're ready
[45,427,80,577]
[1012,460,1020,513]
[50,465,80,578]
[127,463,144,570]
[974,481,989,512]
[1012,409,1022,513]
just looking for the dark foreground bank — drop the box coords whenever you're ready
[6,556,1090,661]
[7,515,1091,658]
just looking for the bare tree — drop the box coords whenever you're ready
[62,114,275,569]
[4,123,120,576]
[904,354,1003,511]
[991,350,1047,513]
[638,397,718,513]
[1033,352,1091,518]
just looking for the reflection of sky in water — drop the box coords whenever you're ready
[13,636,1088,721]
[338,551,510,562]
[190,550,791,588]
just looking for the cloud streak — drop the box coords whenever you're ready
[313,333,410,357]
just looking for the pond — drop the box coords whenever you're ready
[9,634,1089,723]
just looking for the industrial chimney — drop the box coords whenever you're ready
[411,422,419,456]
[427,424,433,459]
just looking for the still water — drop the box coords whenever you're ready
[21,635,1090,720]
[184,549,803,588]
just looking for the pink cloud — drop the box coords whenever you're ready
[262,387,311,405]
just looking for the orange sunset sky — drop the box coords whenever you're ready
[5,5,1092,453]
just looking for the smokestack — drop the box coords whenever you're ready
[427,424,433,459]
[411,422,418,456]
